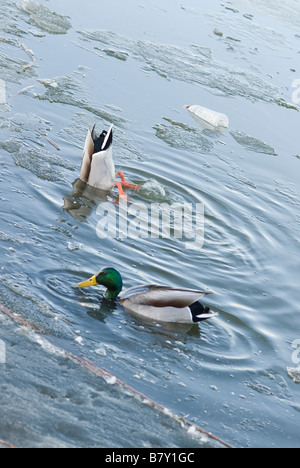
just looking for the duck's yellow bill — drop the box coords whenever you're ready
[77,275,98,288]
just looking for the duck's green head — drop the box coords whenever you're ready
[78,267,123,300]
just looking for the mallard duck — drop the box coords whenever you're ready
[80,124,140,197]
[78,267,217,324]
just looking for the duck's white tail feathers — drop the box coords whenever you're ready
[195,310,218,321]
[101,124,114,150]
[80,124,115,190]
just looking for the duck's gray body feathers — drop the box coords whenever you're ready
[119,285,216,323]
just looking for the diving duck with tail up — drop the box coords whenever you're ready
[80,124,140,198]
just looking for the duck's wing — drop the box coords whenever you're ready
[120,285,214,324]
[80,124,94,183]
[120,284,212,308]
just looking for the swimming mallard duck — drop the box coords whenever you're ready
[80,124,140,196]
[78,267,217,324]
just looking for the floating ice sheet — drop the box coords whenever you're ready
[230,130,277,156]
[78,29,291,108]
[20,0,72,35]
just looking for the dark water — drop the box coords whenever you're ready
[0,0,299,448]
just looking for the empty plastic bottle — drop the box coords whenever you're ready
[185,104,229,130]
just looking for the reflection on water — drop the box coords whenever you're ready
[63,178,110,222]
[0,0,300,449]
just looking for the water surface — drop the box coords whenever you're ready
[0,0,299,448]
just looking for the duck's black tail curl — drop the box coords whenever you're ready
[91,126,113,153]
[189,301,214,323]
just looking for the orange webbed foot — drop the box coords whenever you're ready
[115,181,128,202]
[117,171,141,191]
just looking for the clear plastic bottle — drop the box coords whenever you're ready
[185,104,229,130]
